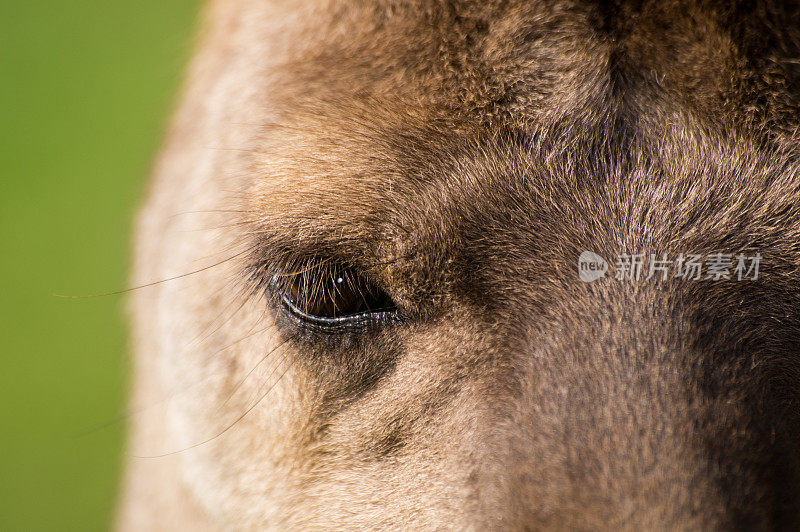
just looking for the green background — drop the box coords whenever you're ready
[1,1,200,529]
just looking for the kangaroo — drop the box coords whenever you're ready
[118,0,800,529]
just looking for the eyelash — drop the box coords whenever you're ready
[257,258,399,333]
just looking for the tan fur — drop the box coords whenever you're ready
[119,1,800,529]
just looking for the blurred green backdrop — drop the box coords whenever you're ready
[1,1,200,529]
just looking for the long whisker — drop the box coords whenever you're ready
[132,344,295,459]
[186,279,262,348]
[53,246,255,299]
[217,334,292,411]
[75,315,279,438]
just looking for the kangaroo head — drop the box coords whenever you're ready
[120,1,800,529]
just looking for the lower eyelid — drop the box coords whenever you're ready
[282,291,396,323]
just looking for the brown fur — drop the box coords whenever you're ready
[119,0,800,529]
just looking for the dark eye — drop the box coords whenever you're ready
[279,263,396,326]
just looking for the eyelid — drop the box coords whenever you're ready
[281,291,396,327]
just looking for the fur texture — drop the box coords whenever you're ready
[120,1,800,529]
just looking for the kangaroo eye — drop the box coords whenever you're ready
[279,264,395,326]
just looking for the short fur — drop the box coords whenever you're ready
[119,1,800,529]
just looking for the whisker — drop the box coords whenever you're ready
[132,344,296,459]
[186,280,261,348]
[218,335,293,411]
[74,333,273,438]
[240,343,296,412]
[53,246,256,299]
[167,209,251,220]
